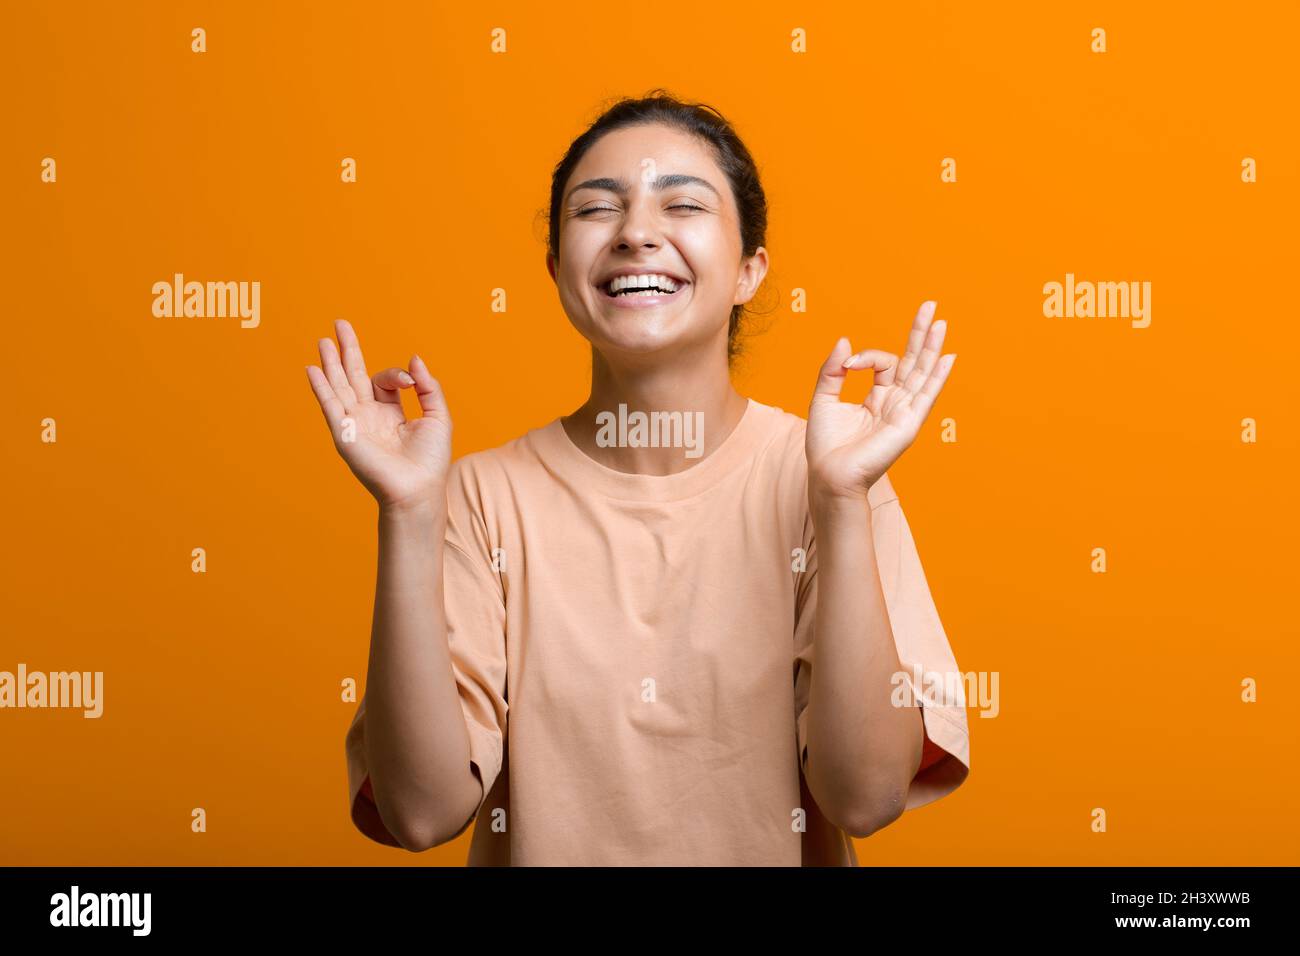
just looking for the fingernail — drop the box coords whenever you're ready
[398,371,414,386]
[842,355,858,369]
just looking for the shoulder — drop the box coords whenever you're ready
[749,399,900,512]
[445,418,558,511]
[450,418,558,478]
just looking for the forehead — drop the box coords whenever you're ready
[568,123,726,197]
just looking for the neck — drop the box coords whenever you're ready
[562,340,748,476]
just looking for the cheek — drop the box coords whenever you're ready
[558,274,605,333]
[558,241,601,298]
[678,226,736,288]
[559,279,592,321]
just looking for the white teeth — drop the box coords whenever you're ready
[605,273,682,295]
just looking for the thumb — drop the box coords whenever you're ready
[812,337,853,402]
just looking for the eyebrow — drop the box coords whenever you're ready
[566,173,721,204]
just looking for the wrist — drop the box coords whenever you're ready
[808,473,870,507]
[378,491,447,525]
[809,484,874,524]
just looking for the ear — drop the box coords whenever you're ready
[545,251,557,282]
[733,246,769,306]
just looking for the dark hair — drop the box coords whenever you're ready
[544,88,772,364]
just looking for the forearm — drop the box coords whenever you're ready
[363,495,481,850]
[804,490,924,837]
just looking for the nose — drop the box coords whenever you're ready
[611,195,663,252]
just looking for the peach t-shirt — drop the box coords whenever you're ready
[345,397,971,865]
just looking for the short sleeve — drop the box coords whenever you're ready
[793,473,970,814]
[344,460,509,847]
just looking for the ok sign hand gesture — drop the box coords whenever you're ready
[805,301,956,501]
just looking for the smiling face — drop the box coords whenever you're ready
[547,123,767,362]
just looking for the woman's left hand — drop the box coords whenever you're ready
[805,300,956,502]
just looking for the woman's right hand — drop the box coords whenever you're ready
[306,319,452,511]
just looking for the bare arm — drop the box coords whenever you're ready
[365,499,484,850]
[306,319,482,851]
[802,300,956,837]
[803,492,922,838]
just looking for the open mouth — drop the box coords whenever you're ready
[598,274,689,299]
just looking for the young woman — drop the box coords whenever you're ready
[307,91,970,866]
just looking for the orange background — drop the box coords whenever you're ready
[3,1,1297,865]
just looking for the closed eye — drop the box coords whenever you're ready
[576,203,706,217]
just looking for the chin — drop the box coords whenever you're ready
[564,291,725,358]
[590,326,686,357]
[617,313,726,350]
